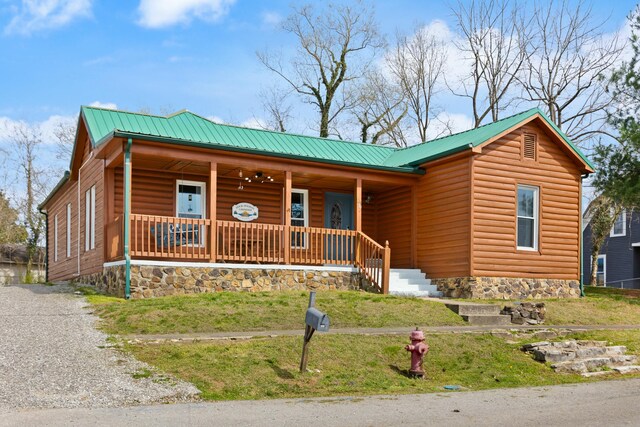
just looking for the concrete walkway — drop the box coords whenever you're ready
[124,324,640,343]
[4,378,640,426]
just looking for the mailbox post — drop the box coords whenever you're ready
[300,291,330,373]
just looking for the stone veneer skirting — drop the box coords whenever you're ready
[432,276,580,299]
[74,262,363,299]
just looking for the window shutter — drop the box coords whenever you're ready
[523,133,536,160]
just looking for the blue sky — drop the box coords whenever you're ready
[0,0,635,128]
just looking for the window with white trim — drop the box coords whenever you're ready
[66,203,72,258]
[611,210,626,237]
[85,185,96,251]
[291,189,309,248]
[53,214,58,262]
[596,255,606,285]
[517,185,539,250]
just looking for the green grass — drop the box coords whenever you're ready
[88,291,466,335]
[128,332,597,401]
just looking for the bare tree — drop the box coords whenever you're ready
[258,86,293,133]
[257,1,385,138]
[520,0,625,145]
[351,69,408,146]
[53,118,77,162]
[6,123,48,282]
[451,0,529,127]
[0,191,27,244]
[387,25,448,142]
[587,195,623,286]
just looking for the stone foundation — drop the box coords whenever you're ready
[432,276,580,299]
[75,263,361,299]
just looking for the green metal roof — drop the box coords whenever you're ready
[80,105,594,173]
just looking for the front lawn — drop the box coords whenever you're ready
[541,287,640,325]
[87,290,466,335]
[128,332,595,401]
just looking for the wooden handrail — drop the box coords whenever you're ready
[111,216,390,293]
[354,231,390,294]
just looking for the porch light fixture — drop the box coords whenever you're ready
[365,193,374,204]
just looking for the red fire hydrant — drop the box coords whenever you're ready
[405,328,429,378]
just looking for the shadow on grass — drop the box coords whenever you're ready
[389,364,413,379]
[268,360,295,379]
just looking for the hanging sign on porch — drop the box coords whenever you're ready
[232,202,259,222]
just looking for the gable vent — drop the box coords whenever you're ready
[523,133,537,160]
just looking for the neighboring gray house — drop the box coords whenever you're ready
[582,210,640,288]
[0,244,45,285]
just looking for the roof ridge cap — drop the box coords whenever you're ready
[394,107,541,152]
[181,112,398,151]
[81,105,168,119]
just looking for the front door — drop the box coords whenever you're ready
[324,192,354,262]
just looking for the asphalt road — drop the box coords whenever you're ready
[3,378,640,426]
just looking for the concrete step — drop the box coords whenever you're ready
[445,303,501,316]
[390,282,437,292]
[388,278,432,288]
[389,290,437,298]
[460,314,512,326]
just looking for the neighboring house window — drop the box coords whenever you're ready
[517,185,539,250]
[597,255,606,285]
[610,210,626,237]
[85,185,96,251]
[291,189,309,248]
[523,133,537,160]
[66,203,72,258]
[53,214,58,262]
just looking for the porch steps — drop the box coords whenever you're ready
[388,269,443,297]
[444,302,512,325]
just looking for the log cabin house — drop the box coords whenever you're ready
[39,106,594,299]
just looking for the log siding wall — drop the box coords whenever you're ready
[471,123,581,279]
[47,136,105,281]
[376,186,412,268]
[415,156,471,277]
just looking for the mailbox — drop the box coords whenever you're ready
[305,307,330,332]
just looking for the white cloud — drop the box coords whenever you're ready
[137,0,236,29]
[88,101,117,110]
[206,115,225,124]
[239,117,266,130]
[262,11,282,27]
[0,114,75,145]
[425,112,473,142]
[4,0,92,36]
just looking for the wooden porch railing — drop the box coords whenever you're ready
[355,232,390,294]
[129,214,211,259]
[108,216,390,293]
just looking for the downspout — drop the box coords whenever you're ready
[39,209,49,283]
[579,175,586,297]
[123,138,132,299]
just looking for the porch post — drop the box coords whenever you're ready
[103,167,114,261]
[123,138,132,299]
[284,170,292,264]
[354,178,362,232]
[209,162,217,262]
[354,178,362,264]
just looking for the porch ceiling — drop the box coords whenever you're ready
[123,153,406,193]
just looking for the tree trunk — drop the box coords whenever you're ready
[590,243,602,286]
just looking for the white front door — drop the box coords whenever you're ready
[176,180,206,219]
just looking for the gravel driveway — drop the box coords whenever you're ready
[0,284,199,410]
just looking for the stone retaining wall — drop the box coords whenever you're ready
[432,276,580,299]
[75,264,361,299]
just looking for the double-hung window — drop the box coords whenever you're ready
[66,203,72,258]
[611,210,626,237]
[517,185,539,250]
[53,214,58,262]
[85,185,95,251]
[291,189,308,248]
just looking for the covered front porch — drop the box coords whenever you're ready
[98,137,421,294]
